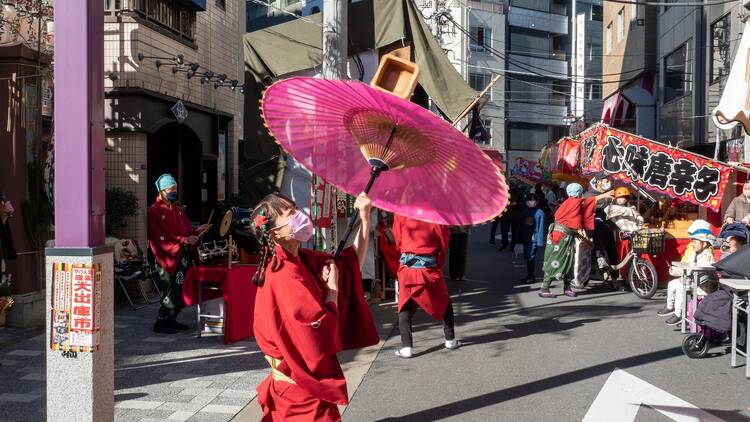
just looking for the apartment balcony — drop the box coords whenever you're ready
[467,0,507,14]
[508,53,568,78]
[508,7,568,35]
[507,102,568,126]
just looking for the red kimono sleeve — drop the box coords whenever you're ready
[276,273,342,373]
[300,247,380,351]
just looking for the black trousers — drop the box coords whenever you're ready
[399,298,455,348]
[490,218,500,244]
[449,232,468,280]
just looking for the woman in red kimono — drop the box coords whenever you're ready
[251,192,379,421]
[392,214,460,359]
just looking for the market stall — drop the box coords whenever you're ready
[576,124,736,283]
[539,137,590,187]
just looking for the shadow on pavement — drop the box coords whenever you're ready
[648,405,750,422]
[373,346,684,421]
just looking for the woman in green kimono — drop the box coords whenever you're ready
[539,183,613,298]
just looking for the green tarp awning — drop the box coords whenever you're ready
[240,0,476,205]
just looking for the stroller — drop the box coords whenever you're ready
[682,246,750,359]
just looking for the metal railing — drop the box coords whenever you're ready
[104,0,196,43]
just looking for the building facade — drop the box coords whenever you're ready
[605,0,747,157]
[602,0,657,138]
[417,0,506,153]
[103,0,244,250]
[505,0,602,165]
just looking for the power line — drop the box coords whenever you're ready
[449,15,659,83]
[246,0,322,27]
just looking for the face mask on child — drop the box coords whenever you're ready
[286,210,314,242]
[526,200,537,208]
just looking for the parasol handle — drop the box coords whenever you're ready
[333,165,384,259]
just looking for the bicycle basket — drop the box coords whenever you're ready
[630,229,665,255]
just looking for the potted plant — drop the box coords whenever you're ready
[106,187,138,237]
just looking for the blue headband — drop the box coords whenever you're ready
[155,174,177,192]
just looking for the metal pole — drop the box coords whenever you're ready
[322,0,347,252]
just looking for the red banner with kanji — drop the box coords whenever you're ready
[311,176,334,228]
[579,125,732,211]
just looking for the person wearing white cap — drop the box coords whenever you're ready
[657,219,716,326]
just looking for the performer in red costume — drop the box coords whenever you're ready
[251,192,379,421]
[392,214,460,359]
[148,173,209,334]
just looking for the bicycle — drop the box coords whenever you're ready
[598,229,664,300]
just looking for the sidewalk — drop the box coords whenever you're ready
[0,303,268,422]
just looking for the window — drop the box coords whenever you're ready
[510,27,551,55]
[508,123,550,151]
[508,77,551,104]
[617,8,625,41]
[247,2,269,20]
[469,72,491,96]
[216,0,225,9]
[664,42,692,103]
[586,83,601,100]
[591,5,603,21]
[710,14,731,83]
[510,0,551,13]
[630,2,637,28]
[470,26,492,53]
[129,0,197,42]
[606,22,612,53]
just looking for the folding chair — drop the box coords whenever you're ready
[115,240,162,310]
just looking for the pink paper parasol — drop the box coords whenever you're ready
[261,77,508,253]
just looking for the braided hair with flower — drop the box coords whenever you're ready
[250,193,296,286]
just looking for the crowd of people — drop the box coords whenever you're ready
[491,178,750,306]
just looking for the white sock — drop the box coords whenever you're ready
[396,347,412,358]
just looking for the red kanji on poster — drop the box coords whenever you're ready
[578,125,732,211]
[70,267,96,334]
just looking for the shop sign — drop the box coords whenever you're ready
[510,156,543,181]
[580,126,732,211]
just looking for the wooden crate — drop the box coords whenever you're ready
[370,54,420,100]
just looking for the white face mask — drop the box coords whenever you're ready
[600,180,612,191]
[526,200,537,208]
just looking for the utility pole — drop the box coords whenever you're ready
[322,0,347,79]
[321,0,348,251]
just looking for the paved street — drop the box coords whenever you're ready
[342,225,750,421]
[2,224,750,421]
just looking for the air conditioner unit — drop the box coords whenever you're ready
[637,18,645,26]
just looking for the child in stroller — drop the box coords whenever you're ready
[682,245,750,359]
